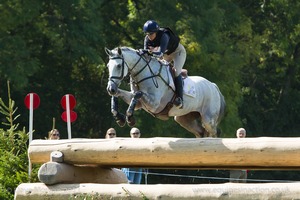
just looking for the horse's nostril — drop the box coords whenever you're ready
[107,87,116,95]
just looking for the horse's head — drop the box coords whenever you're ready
[105,47,129,96]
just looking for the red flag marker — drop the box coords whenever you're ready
[61,94,77,139]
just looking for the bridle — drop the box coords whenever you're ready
[108,48,171,89]
[108,55,128,82]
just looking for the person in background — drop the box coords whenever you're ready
[230,128,248,183]
[48,129,60,140]
[122,127,143,184]
[105,128,117,139]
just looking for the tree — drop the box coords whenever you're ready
[236,0,300,136]
[0,82,38,199]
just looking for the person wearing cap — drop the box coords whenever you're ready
[143,20,186,109]
[122,127,143,184]
[48,129,60,140]
[105,128,117,139]
[230,128,248,183]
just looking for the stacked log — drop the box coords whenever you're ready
[29,137,300,169]
[13,137,300,199]
[15,182,300,200]
[38,162,127,185]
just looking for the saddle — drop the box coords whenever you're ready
[152,60,188,120]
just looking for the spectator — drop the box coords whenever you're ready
[48,129,60,140]
[105,128,117,139]
[230,128,248,183]
[122,127,143,184]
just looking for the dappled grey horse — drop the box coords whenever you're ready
[105,46,226,137]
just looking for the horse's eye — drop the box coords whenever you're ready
[117,64,122,68]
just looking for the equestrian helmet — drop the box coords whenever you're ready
[143,20,159,33]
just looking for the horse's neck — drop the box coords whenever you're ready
[122,49,165,82]
[133,57,160,76]
[123,50,139,67]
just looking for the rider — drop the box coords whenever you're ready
[143,20,186,109]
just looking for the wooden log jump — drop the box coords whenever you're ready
[15,182,300,200]
[29,137,300,169]
[38,162,127,185]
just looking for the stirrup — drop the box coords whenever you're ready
[174,97,183,109]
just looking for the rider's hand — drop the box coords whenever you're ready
[139,49,150,55]
[152,52,163,58]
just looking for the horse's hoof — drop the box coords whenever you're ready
[116,120,126,127]
[126,116,136,127]
[114,113,126,127]
[126,110,133,117]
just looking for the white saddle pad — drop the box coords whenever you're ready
[183,77,196,97]
[165,67,196,98]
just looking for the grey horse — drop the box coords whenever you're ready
[105,46,225,138]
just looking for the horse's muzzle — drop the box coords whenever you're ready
[106,80,118,96]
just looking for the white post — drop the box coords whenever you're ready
[66,95,72,139]
[28,93,34,177]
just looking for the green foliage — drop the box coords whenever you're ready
[0,129,29,200]
[0,0,299,139]
[0,1,42,89]
[0,82,20,130]
[235,0,300,136]
[0,82,38,200]
[0,0,299,190]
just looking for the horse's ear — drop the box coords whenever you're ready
[117,47,122,56]
[105,47,112,56]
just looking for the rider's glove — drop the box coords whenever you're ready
[139,49,149,55]
[141,49,162,58]
[152,52,163,58]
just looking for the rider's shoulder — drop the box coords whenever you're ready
[160,27,177,40]
[160,27,175,34]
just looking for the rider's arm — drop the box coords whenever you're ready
[143,36,149,49]
[152,33,169,57]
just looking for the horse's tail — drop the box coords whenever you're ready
[218,93,226,123]
[214,83,226,124]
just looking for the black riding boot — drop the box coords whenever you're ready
[174,75,183,109]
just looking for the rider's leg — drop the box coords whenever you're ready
[173,44,186,109]
[174,75,183,108]
[163,44,186,108]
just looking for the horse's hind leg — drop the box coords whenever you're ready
[201,116,218,138]
[174,112,206,138]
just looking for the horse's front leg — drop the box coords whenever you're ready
[126,91,143,126]
[116,89,143,109]
[113,89,143,127]
[110,96,126,127]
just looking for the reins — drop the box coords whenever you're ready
[109,47,174,91]
[129,50,173,91]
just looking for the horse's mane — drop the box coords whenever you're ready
[112,46,136,54]
[112,46,164,67]
[120,46,136,52]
